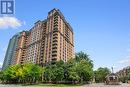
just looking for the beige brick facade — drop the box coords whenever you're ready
[13,9,74,66]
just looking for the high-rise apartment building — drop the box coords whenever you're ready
[2,32,21,70]
[2,8,74,69]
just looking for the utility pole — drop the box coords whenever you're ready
[111,67,114,73]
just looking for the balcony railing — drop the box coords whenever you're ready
[52,47,57,49]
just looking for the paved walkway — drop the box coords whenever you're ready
[0,83,130,87]
[83,83,130,87]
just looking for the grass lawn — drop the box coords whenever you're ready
[31,83,82,87]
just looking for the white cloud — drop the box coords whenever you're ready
[118,57,130,64]
[0,16,23,29]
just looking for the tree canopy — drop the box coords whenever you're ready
[94,67,110,83]
[2,63,44,84]
[1,51,94,84]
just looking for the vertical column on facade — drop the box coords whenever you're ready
[15,32,26,64]
[39,21,47,66]
[51,12,58,63]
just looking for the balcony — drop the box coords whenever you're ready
[53,30,58,33]
[51,59,57,64]
[53,36,58,40]
[41,48,44,51]
[53,33,58,36]
[52,47,57,49]
[54,16,58,19]
[54,19,58,22]
[52,51,57,54]
[53,28,58,32]
[52,47,57,51]
[53,39,58,43]
[52,57,57,60]
[52,54,57,57]
[53,24,58,28]
[54,21,58,24]
[52,51,57,55]
[53,27,58,30]
[52,43,57,46]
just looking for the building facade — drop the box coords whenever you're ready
[2,33,21,70]
[2,9,74,69]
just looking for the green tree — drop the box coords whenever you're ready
[44,65,54,82]
[1,51,94,84]
[0,71,4,82]
[44,61,64,83]
[65,58,93,84]
[76,59,93,83]
[94,67,110,83]
[21,63,44,83]
[64,59,79,84]
[2,65,19,83]
[68,66,80,84]
[2,63,44,84]
[128,73,130,80]
[54,61,64,82]
[75,51,93,68]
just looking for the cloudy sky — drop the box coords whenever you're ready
[0,0,130,72]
